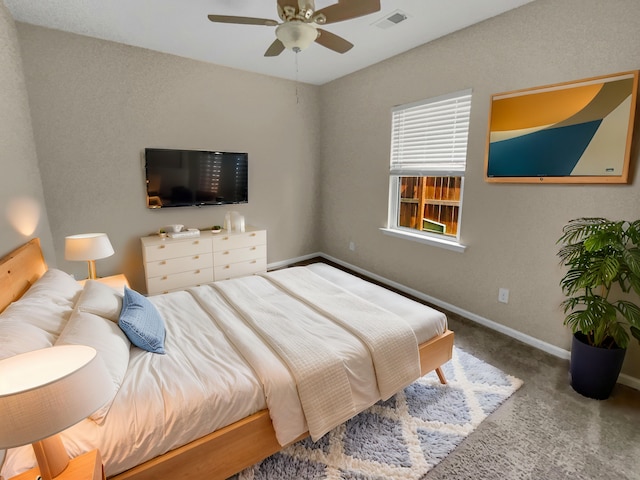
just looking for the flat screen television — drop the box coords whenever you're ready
[144,148,248,208]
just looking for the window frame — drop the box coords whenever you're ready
[383,89,472,252]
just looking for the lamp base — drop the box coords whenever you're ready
[87,260,97,280]
[32,435,70,480]
[11,448,104,480]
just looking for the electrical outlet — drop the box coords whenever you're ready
[349,241,356,251]
[498,288,509,304]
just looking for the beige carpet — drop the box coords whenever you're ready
[424,312,640,479]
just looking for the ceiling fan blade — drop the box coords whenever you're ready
[277,0,299,10]
[299,0,315,10]
[315,28,353,54]
[316,0,381,24]
[207,15,278,27]
[264,39,286,57]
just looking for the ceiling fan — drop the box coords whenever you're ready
[207,0,381,56]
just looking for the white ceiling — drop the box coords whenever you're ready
[5,0,536,85]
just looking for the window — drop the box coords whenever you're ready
[386,89,472,248]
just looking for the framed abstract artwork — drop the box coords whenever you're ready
[485,71,638,183]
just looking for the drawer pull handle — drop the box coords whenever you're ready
[195,270,201,274]
[162,276,168,280]
[160,261,166,265]
[225,265,230,269]
[250,247,256,251]
[223,251,230,255]
[194,255,199,259]
[194,240,200,245]
[250,233,256,237]
[251,260,257,264]
[159,245,166,249]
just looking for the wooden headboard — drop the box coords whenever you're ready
[0,238,47,313]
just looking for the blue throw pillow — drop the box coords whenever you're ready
[118,287,166,354]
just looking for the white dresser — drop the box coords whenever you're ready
[141,227,267,295]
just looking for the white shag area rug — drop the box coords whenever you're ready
[233,347,523,480]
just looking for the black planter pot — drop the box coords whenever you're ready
[570,332,626,400]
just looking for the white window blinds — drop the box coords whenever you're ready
[390,89,472,176]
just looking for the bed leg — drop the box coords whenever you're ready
[435,367,447,384]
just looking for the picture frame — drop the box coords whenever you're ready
[484,71,639,184]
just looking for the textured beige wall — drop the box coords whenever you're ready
[0,1,54,262]
[16,24,322,290]
[318,0,640,379]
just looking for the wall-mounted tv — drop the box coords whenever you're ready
[145,148,248,208]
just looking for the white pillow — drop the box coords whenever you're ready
[76,280,123,322]
[55,309,131,424]
[0,268,81,341]
[0,320,53,360]
[20,268,82,305]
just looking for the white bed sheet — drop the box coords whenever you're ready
[306,263,448,343]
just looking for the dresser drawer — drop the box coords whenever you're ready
[213,244,266,266]
[212,230,266,252]
[147,268,214,295]
[214,258,267,281]
[145,253,212,278]
[144,238,212,262]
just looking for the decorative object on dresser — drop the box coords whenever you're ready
[141,227,267,295]
[167,228,200,239]
[0,345,110,480]
[64,233,114,280]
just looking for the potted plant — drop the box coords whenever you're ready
[557,217,640,399]
[158,228,167,239]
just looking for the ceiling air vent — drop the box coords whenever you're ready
[373,10,409,29]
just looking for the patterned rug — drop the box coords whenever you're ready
[233,347,523,480]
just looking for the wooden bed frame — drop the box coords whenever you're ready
[0,238,47,313]
[0,238,455,480]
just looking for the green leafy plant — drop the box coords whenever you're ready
[558,217,640,349]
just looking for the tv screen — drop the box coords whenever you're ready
[145,148,248,208]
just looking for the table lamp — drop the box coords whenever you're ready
[0,345,112,480]
[64,233,114,280]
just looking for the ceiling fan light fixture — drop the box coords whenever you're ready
[276,21,317,52]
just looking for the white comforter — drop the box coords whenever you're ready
[202,268,420,441]
[2,264,447,478]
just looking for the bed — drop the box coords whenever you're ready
[0,238,454,480]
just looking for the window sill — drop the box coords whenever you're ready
[380,228,467,253]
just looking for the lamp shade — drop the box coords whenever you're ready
[65,233,114,261]
[276,21,318,51]
[0,345,112,449]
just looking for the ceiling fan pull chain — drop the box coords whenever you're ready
[295,50,300,105]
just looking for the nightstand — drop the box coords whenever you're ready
[77,274,130,291]
[10,449,105,480]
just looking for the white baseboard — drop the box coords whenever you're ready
[279,253,640,391]
[619,372,640,391]
[267,252,323,271]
